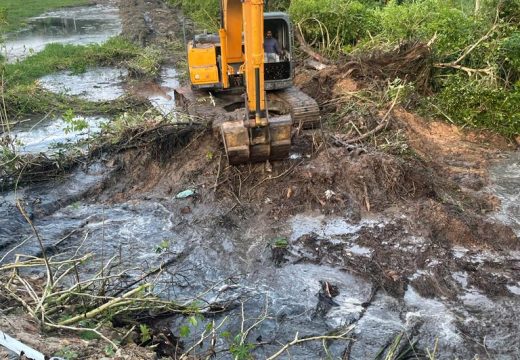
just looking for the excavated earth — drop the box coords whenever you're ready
[1,0,520,359]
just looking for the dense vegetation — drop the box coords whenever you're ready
[173,0,520,137]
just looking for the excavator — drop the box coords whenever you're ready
[176,0,320,164]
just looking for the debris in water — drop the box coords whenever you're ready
[175,189,195,199]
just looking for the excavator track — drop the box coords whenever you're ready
[269,87,321,130]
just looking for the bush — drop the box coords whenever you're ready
[500,32,520,83]
[375,0,482,57]
[289,0,379,53]
[169,0,219,31]
[435,76,520,136]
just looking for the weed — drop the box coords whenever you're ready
[62,109,88,134]
[139,324,152,343]
[55,346,79,360]
[154,239,171,253]
[229,335,255,360]
[272,237,289,248]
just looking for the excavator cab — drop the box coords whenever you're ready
[187,12,293,91]
[264,13,293,90]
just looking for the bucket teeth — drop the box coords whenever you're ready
[220,115,292,164]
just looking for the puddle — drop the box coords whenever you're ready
[2,5,121,63]
[289,213,379,240]
[507,284,520,295]
[488,151,520,235]
[39,67,128,102]
[10,115,108,154]
[146,67,179,117]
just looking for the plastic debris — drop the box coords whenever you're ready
[175,189,195,199]
[0,330,64,360]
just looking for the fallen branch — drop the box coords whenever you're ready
[16,200,54,287]
[266,326,354,360]
[59,283,152,326]
[434,24,498,76]
[295,26,331,65]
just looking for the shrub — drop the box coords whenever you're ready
[375,0,482,57]
[289,0,379,54]
[435,76,520,136]
[169,0,219,31]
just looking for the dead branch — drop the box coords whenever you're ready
[266,326,354,360]
[15,200,54,286]
[333,86,401,145]
[434,24,498,75]
[59,283,152,326]
[295,26,331,65]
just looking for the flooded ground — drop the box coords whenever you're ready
[11,115,109,154]
[39,67,128,102]
[147,67,180,117]
[1,150,519,358]
[2,4,121,62]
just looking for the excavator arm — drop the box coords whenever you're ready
[219,0,292,164]
[219,0,266,126]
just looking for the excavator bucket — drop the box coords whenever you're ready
[220,115,292,165]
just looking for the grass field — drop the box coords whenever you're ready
[0,0,90,32]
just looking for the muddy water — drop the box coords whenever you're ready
[148,67,180,117]
[489,151,520,236]
[2,163,520,359]
[39,67,128,102]
[11,115,109,154]
[2,5,121,62]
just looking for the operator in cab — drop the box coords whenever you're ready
[264,30,282,63]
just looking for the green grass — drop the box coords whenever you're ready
[2,37,161,117]
[3,37,144,85]
[0,0,90,32]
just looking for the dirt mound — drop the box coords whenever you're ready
[345,42,433,93]
[119,0,183,46]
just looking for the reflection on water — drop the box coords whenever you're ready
[2,5,121,62]
[11,115,109,154]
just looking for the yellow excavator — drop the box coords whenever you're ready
[176,0,320,164]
